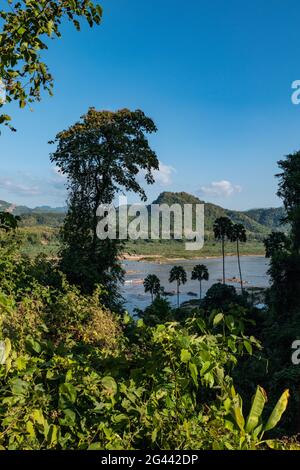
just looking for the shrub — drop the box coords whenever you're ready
[204,283,246,310]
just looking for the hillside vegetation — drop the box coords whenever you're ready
[2,192,285,235]
[152,192,285,237]
[1,193,285,259]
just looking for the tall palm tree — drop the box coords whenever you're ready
[230,223,247,293]
[143,274,161,302]
[169,266,187,308]
[191,264,209,300]
[213,217,233,284]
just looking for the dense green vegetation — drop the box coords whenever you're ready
[125,238,265,260]
[1,0,300,454]
[0,224,293,449]
[0,0,102,130]
[1,191,283,261]
[1,147,300,449]
[245,207,286,231]
[50,108,159,304]
[152,191,284,237]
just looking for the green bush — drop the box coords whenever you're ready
[0,229,294,450]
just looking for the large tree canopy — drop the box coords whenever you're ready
[277,151,300,252]
[50,108,159,300]
[0,0,102,129]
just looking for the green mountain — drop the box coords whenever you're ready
[244,207,286,230]
[152,192,285,238]
[0,201,66,227]
[0,193,285,236]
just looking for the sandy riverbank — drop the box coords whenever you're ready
[120,252,265,263]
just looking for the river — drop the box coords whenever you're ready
[121,256,270,314]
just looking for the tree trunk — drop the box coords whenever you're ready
[151,291,153,303]
[177,281,179,308]
[222,237,225,284]
[237,239,243,294]
[200,280,202,300]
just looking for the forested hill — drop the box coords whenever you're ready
[152,192,285,236]
[0,192,285,235]
[244,207,286,230]
[0,200,66,228]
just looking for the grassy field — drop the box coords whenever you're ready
[19,226,60,258]
[125,239,265,260]
[19,226,266,260]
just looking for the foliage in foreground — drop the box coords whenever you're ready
[0,221,295,450]
[0,283,292,449]
[0,0,102,129]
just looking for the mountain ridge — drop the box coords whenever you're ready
[151,192,285,236]
[0,192,285,235]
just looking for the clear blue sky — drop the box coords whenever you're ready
[1,0,300,209]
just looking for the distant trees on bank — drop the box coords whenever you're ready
[142,219,249,308]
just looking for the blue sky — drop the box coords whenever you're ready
[1,0,300,210]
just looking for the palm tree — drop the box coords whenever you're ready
[213,217,233,284]
[191,264,209,300]
[230,223,247,293]
[143,274,161,302]
[169,266,187,308]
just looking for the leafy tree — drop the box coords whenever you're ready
[191,264,209,300]
[277,151,300,252]
[50,108,159,301]
[242,151,300,435]
[264,231,289,258]
[169,265,187,308]
[204,283,242,311]
[0,228,292,449]
[230,223,247,293]
[138,297,173,326]
[0,0,102,129]
[0,212,20,231]
[143,274,161,303]
[213,217,233,284]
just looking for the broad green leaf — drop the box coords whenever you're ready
[264,389,290,432]
[46,20,54,36]
[231,394,245,431]
[245,386,267,433]
[189,362,198,387]
[59,383,77,404]
[47,424,58,446]
[11,378,29,396]
[26,421,35,438]
[101,376,117,396]
[32,409,45,427]
[25,337,42,354]
[113,413,128,423]
[180,349,191,363]
[213,313,224,326]
[151,428,158,443]
[265,439,286,450]
[0,338,11,365]
[88,442,103,450]
[243,340,253,355]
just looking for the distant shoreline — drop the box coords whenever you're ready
[120,252,265,263]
